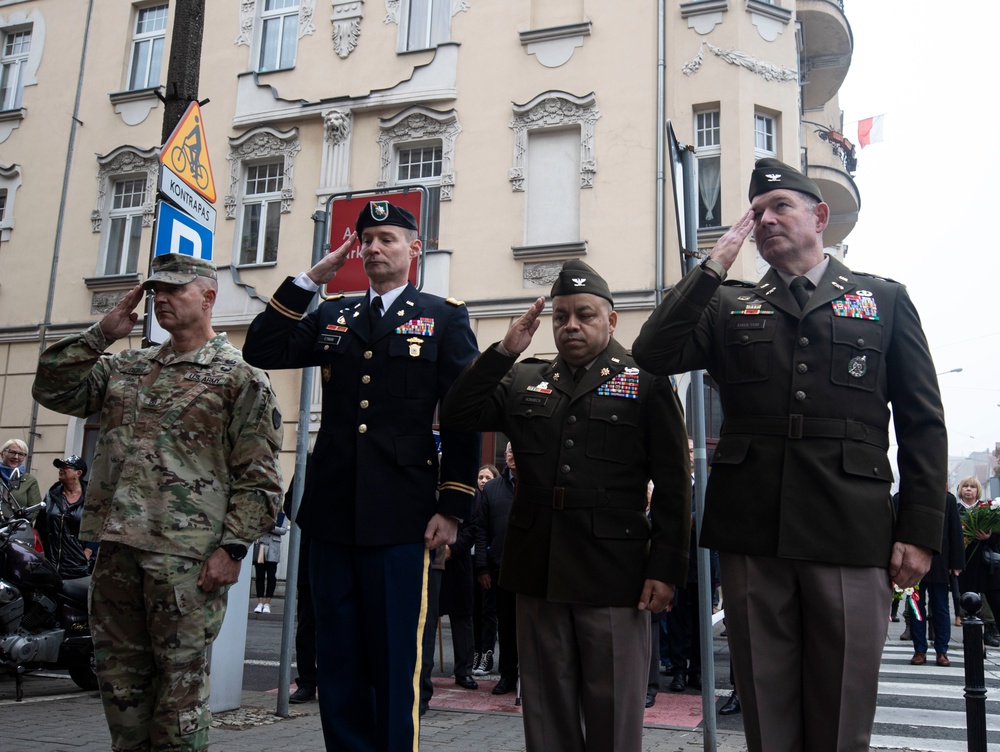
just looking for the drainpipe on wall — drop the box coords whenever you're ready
[655,0,666,306]
[27,0,96,470]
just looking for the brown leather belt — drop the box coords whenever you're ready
[721,415,889,449]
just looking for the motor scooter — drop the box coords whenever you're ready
[0,469,96,700]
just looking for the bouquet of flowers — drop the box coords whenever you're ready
[892,584,921,622]
[960,499,1000,555]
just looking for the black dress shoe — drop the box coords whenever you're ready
[689,674,702,690]
[289,685,316,703]
[669,674,685,692]
[492,676,516,695]
[719,690,741,715]
[645,692,656,708]
[455,675,479,690]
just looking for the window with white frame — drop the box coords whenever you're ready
[259,0,299,72]
[239,161,284,265]
[695,109,721,228]
[103,178,147,276]
[0,27,31,111]
[395,143,441,250]
[400,0,451,52]
[524,127,580,247]
[127,4,168,90]
[0,190,6,223]
[754,112,776,158]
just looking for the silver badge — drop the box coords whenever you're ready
[848,355,867,378]
[856,289,873,297]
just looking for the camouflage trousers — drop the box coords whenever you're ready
[90,542,229,752]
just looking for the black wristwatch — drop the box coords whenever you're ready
[220,543,249,561]
[700,257,728,282]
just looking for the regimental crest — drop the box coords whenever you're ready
[370,200,389,221]
[572,277,587,287]
[765,173,782,183]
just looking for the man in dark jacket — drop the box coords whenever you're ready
[907,491,963,666]
[632,158,947,752]
[441,260,691,752]
[243,201,480,751]
[474,442,518,694]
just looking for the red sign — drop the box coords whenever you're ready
[326,191,424,296]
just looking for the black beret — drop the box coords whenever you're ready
[355,200,419,235]
[550,260,614,307]
[748,158,823,203]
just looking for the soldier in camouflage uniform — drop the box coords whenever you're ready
[32,254,284,752]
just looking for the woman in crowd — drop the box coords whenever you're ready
[253,513,288,614]
[36,455,95,579]
[1,439,42,549]
[957,476,1000,644]
[472,463,499,674]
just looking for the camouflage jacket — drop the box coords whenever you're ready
[32,323,283,560]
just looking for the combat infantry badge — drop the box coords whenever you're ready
[848,355,867,378]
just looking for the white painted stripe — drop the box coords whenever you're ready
[870,734,975,752]
[244,659,281,667]
[873,705,1000,731]
[876,681,971,700]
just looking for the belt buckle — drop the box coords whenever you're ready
[553,488,565,510]
[788,414,803,440]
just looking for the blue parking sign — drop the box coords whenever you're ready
[154,201,214,260]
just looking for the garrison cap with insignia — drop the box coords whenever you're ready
[748,157,823,204]
[355,200,419,235]
[142,253,217,289]
[550,259,614,308]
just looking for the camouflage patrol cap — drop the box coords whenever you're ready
[142,254,218,289]
[550,259,614,308]
[355,200,419,235]
[748,158,823,203]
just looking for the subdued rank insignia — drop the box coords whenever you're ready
[601,367,610,376]
[337,316,347,325]
[597,370,639,399]
[832,294,879,320]
[396,317,435,336]
[406,337,424,357]
[527,381,553,394]
[848,355,868,378]
[322,365,331,382]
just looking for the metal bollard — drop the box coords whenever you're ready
[960,592,988,752]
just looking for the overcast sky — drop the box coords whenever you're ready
[838,2,1000,460]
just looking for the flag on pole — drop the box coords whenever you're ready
[857,115,885,148]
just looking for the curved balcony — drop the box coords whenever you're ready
[797,0,853,111]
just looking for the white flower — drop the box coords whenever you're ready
[990,500,1000,511]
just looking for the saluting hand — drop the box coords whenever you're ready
[306,232,358,285]
[705,208,755,273]
[502,296,545,355]
[99,284,145,341]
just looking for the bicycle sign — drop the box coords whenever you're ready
[160,101,217,203]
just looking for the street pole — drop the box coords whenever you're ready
[160,0,206,142]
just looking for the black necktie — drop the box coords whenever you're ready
[370,296,383,323]
[789,276,813,309]
[572,366,587,385]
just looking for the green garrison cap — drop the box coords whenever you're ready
[748,158,823,203]
[550,259,614,308]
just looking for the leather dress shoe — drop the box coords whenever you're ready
[910,653,926,665]
[936,653,951,667]
[289,685,316,703]
[719,690,741,715]
[455,675,479,690]
[689,673,702,690]
[645,692,656,708]
[669,674,685,692]
[492,676,516,695]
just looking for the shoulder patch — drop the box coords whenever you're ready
[521,357,550,365]
[445,297,465,306]
[853,270,899,284]
[722,279,756,288]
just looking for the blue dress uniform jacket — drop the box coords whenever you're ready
[243,278,481,545]
[632,256,947,567]
[440,339,691,607]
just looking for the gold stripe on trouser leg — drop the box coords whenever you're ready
[410,546,431,752]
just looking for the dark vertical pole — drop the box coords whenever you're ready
[960,592,988,752]
[161,0,206,142]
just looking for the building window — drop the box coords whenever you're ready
[259,0,299,72]
[239,161,283,265]
[524,128,580,247]
[127,4,168,90]
[695,109,721,228]
[0,190,6,223]
[754,112,776,158]
[399,0,451,51]
[395,143,441,250]
[0,27,31,111]
[103,178,147,275]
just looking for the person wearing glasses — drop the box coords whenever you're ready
[0,439,41,549]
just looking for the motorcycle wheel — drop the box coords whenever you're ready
[67,653,98,691]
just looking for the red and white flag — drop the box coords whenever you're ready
[857,115,885,148]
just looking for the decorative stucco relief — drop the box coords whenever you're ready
[91,146,160,233]
[509,92,600,192]
[237,0,316,46]
[383,0,469,26]
[682,41,797,82]
[331,0,363,58]
[376,108,460,200]
[225,127,302,220]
